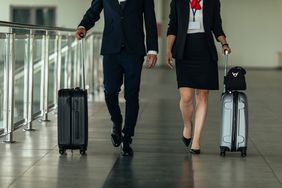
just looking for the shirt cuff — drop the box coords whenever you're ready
[147,50,158,55]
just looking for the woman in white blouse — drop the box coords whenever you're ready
[166,0,231,154]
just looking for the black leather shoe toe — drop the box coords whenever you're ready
[121,142,133,156]
[111,133,122,147]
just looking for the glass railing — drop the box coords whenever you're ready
[0,20,103,142]
[0,33,5,135]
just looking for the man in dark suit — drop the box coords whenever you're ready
[76,0,158,156]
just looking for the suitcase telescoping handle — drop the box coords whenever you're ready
[80,34,86,90]
[224,50,229,77]
[224,50,229,93]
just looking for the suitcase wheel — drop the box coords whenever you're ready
[241,150,247,157]
[220,150,226,157]
[80,149,86,155]
[59,148,66,155]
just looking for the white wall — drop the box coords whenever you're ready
[0,0,91,29]
[0,0,162,29]
[220,0,282,68]
[0,0,164,61]
[159,0,282,68]
[0,0,162,36]
[3,0,281,68]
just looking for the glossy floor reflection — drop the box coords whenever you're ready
[1,68,282,188]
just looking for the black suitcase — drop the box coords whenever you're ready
[58,88,88,155]
[57,37,88,155]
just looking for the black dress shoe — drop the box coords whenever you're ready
[111,125,122,147]
[121,142,133,156]
[111,131,122,147]
[182,136,192,147]
[190,149,201,155]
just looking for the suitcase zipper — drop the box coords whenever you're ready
[231,92,238,152]
[75,110,80,140]
[72,99,80,143]
[69,96,73,146]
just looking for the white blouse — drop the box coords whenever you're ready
[188,0,205,34]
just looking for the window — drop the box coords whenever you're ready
[11,7,56,34]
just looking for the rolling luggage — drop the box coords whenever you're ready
[57,37,88,155]
[58,88,88,155]
[220,53,248,157]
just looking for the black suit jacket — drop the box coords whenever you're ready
[79,0,158,56]
[167,0,226,61]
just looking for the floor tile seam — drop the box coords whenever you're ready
[0,149,56,151]
[249,136,282,186]
[101,156,124,188]
[101,152,191,187]
[252,100,282,118]
[125,150,187,156]
[7,145,57,188]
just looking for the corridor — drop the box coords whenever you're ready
[1,68,282,188]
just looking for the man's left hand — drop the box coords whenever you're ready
[146,54,157,69]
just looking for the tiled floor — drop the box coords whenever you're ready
[1,68,282,188]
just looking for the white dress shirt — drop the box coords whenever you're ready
[188,0,205,34]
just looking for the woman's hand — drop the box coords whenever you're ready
[217,36,231,55]
[166,35,176,69]
[166,50,174,69]
[222,44,231,55]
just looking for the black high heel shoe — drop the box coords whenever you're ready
[190,149,201,155]
[182,136,192,147]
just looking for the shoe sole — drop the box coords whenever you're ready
[121,152,133,157]
[190,149,201,155]
[111,136,122,147]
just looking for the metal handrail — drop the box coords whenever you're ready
[0,20,75,32]
[0,20,101,37]
[0,21,104,142]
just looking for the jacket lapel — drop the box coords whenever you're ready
[181,0,190,33]
[202,0,208,31]
[123,0,130,10]
[112,0,122,14]
[182,0,190,20]
[112,0,130,13]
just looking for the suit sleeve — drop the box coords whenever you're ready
[78,0,103,31]
[167,0,178,36]
[212,0,226,40]
[144,0,159,52]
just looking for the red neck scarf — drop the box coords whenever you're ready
[190,0,202,10]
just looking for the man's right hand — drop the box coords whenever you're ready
[75,27,86,40]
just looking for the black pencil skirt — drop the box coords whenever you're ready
[175,33,219,90]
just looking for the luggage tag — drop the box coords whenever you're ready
[188,21,201,30]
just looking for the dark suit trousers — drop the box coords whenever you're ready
[103,49,144,142]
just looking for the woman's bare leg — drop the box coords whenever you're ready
[191,89,209,149]
[179,88,194,139]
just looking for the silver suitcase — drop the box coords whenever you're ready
[220,53,248,157]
